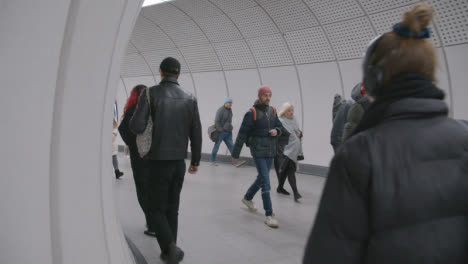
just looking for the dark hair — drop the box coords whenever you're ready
[370,3,436,85]
[160,57,181,78]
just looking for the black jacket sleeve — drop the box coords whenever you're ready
[303,136,371,264]
[190,99,202,166]
[118,107,135,146]
[129,89,150,135]
[232,110,255,159]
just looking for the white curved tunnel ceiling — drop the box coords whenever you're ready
[120,0,468,165]
[122,0,468,92]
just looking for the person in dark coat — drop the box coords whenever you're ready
[342,83,373,141]
[232,85,283,228]
[330,83,363,153]
[304,3,468,264]
[130,57,202,264]
[118,84,153,236]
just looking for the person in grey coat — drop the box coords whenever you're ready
[210,97,234,165]
[276,102,303,202]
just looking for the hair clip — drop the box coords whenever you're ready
[392,23,430,39]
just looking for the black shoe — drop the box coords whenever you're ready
[143,230,156,237]
[115,170,124,179]
[294,193,302,202]
[167,243,184,264]
[277,187,290,195]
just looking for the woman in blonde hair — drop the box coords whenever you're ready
[304,3,468,263]
[276,102,303,202]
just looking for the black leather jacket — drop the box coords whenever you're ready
[130,77,202,166]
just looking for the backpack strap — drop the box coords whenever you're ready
[272,107,277,118]
[251,107,257,121]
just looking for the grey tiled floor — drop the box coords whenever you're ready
[114,155,325,264]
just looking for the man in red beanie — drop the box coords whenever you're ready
[231,85,283,228]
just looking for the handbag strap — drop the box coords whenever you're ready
[145,87,152,118]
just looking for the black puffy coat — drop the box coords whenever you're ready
[304,97,468,263]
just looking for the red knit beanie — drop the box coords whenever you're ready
[258,85,272,99]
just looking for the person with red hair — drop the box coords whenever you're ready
[118,84,154,237]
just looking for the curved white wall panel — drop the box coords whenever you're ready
[297,63,341,166]
[2,0,143,263]
[192,72,229,153]
[338,59,364,98]
[259,66,303,127]
[446,43,468,119]
[225,69,263,157]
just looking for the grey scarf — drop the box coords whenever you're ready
[279,116,303,162]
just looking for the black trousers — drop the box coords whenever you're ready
[275,156,299,195]
[147,160,186,253]
[129,151,151,229]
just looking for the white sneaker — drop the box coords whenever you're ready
[241,198,257,212]
[264,216,279,228]
[235,160,247,168]
[210,162,218,166]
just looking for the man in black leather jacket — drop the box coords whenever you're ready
[130,57,202,264]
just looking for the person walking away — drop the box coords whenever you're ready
[130,57,202,264]
[304,4,468,263]
[119,84,155,236]
[232,85,282,228]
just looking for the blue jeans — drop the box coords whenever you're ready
[244,158,273,216]
[210,132,233,162]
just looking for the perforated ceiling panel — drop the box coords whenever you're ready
[429,0,468,46]
[173,0,223,19]
[325,16,376,60]
[131,17,174,52]
[369,5,441,47]
[209,0,257,14]
[125,43,138,54]
[358,0,419,14]
[247,34,294,67]
[285,27,335,64]
[303,0,364,24]
[256,0,319,32]
[179,44,222,72]
[141,3,190,26]
[163,20,210,47]
[229,6,279,38]
[141,49,188,74]
[196,14,243,43]
[214,40,257,70]
[121,53,153,77]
